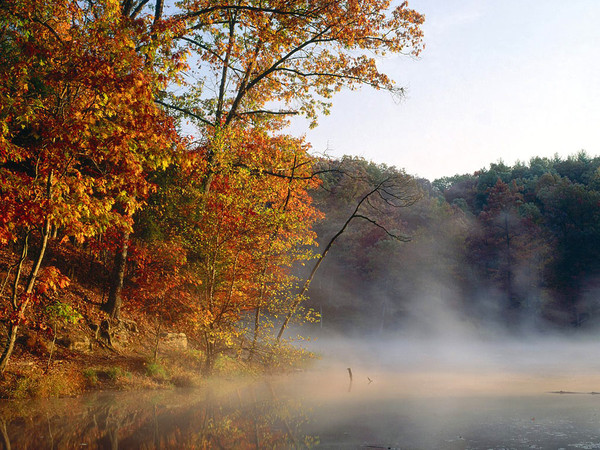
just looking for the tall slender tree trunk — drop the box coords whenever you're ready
[248,306,261,362]
[0,324,20,374]
[276,216,351,342]
[203,331,215,374]
[103,231,130,320]
[0,215,52,373]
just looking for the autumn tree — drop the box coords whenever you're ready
[131,126,322,370]
[0,0,181,370]
[136,1,425,357]
[102,0,425,322]
[467,179,525,312]
[166,0,424,186]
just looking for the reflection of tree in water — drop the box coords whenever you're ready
[0,380,318,448]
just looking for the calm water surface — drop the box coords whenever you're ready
[3,338,600,449]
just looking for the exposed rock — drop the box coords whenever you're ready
[159,332,188,351]
[20,330,49,355]
[100,319,136,350]
[58,335,91,352]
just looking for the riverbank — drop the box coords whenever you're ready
[0,320,316,399]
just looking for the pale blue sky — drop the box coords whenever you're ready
[288,0,600,180]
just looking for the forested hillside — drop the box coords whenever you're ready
[307,152,600,335]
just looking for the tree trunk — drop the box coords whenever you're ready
[203,331,215,374]
[0,214,51,373]
[103,231,130,320]
[276,216,350,342]
[248,306,261,361]
[0,325,19,374]
[152,317,162,362]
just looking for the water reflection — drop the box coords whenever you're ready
[3,339,600,449]
[0,379,318,449]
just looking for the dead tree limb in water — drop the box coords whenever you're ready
[347,367,353,392]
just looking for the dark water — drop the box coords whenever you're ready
[3,337,600,449]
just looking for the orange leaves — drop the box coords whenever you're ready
[192,125,321,321]
[178,0,425,130]
[126,238,199,326]
[0,0,183,244]
[36,267,70,296]
[133,121,322,345]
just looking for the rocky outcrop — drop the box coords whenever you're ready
[159,332,188,351]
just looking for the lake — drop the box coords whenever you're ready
[2,336,600,449]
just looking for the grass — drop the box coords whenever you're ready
[1,365,85,399]
[82,368,98,386]
[145,360,168,380]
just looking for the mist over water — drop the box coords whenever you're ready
[286,244,600,448]
[304,332,600,397]
[3,323,600,448]
[301,281,600,395]
[288,312,600,448]
[303,264,600,392]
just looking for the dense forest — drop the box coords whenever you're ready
[307,152,600,336]
[1,0,599,393]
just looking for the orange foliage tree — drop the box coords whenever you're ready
[149,0,425,359]
[0,0,425,371]
[0,0,182,371]
[165,0,425,189]
[132,126,322,370]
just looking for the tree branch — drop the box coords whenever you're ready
[183,5,316,20]
[236,109,299,116]
[353,214,410,241]
[154,99,214,127]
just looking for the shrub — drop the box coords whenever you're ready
[82,368,98,385]
[145,361,168,381]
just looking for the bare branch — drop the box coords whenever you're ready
[236,109,299,116]
[179,37,227,64]
[353,215,410,241]
[154,99,214,127]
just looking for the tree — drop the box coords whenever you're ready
[133,126,323,370]
[0,0,180,370]
[537,175,600,320]
[104,0,426,320]
[276,157,421,341]
[167,0,424,188]
[469,179,524,309]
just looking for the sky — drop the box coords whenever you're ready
[287,0,600,181]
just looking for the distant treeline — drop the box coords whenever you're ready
[306,151,600,334]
